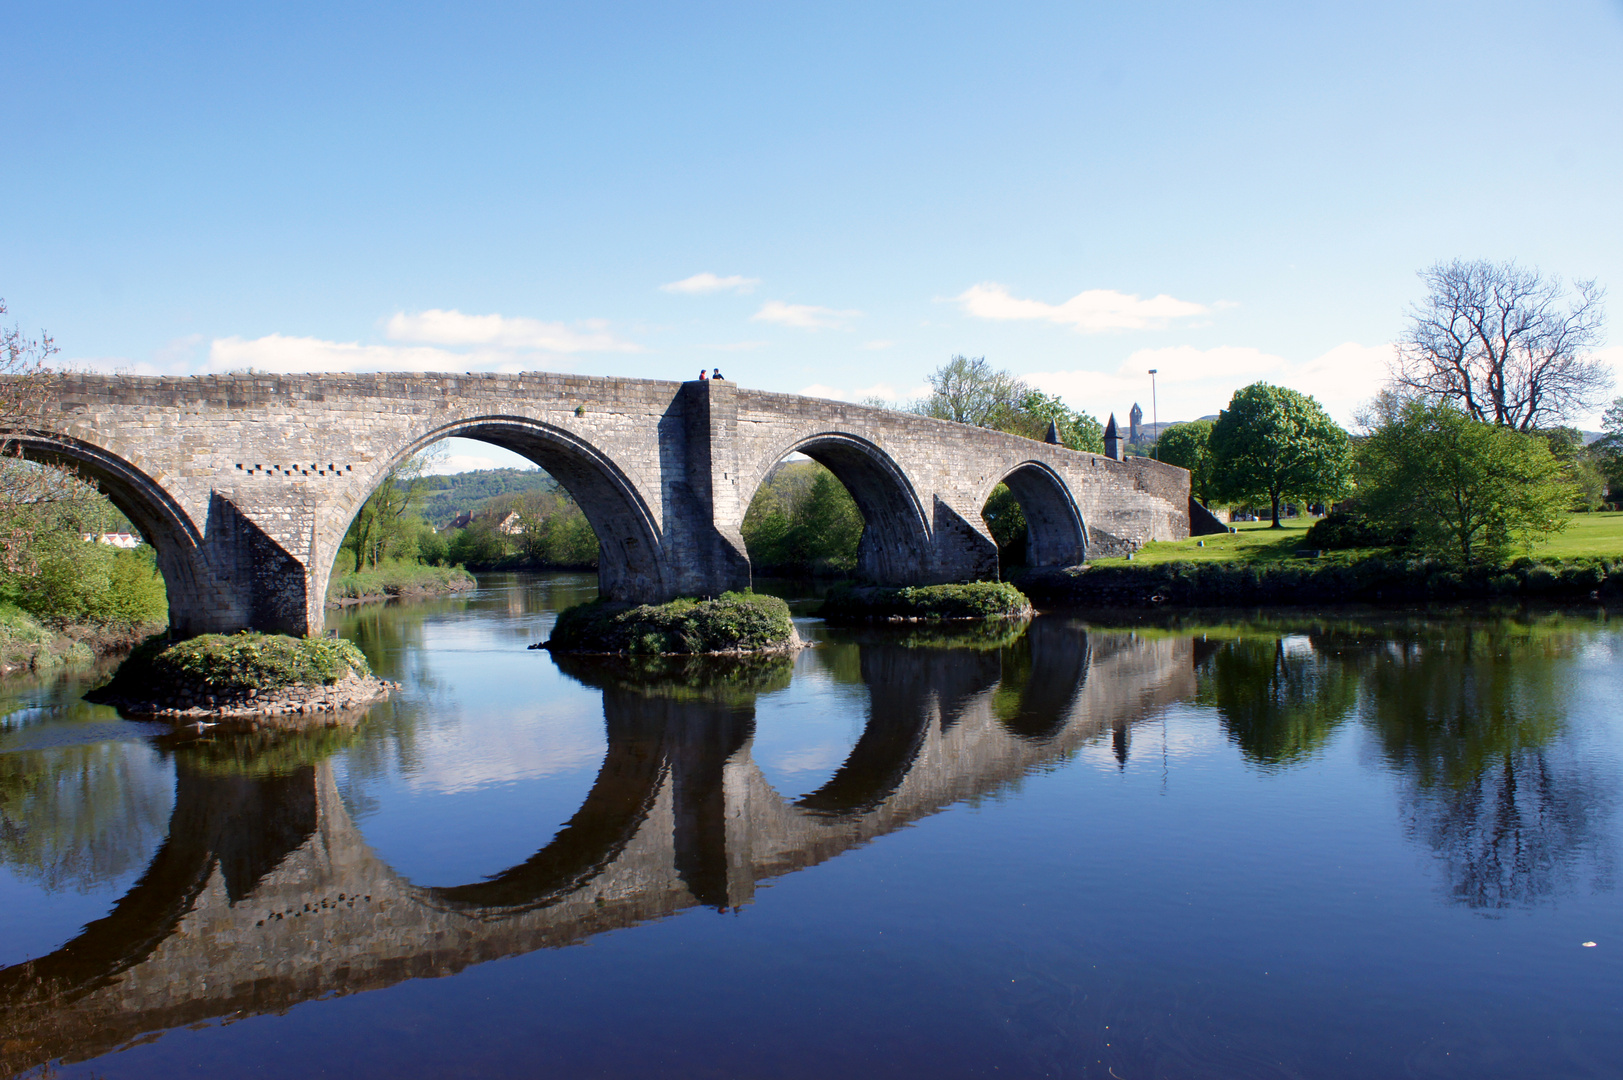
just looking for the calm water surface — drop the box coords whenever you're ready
[1,572,1620,1078]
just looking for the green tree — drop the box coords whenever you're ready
[343,448,440,571]
[1209,383,1353,527]
[740,461,863,574]
[980,483,1027,565]
[993,389,1106,453]
[1155,420,1217,506]
[1593,396,1623,499]
[1357,400,1573,565]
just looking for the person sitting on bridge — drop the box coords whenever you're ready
[711,368,725,380]
[698,369,707,381]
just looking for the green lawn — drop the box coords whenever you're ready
[1089,510,1623,567]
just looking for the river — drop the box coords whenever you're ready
[0,572,1619,1078]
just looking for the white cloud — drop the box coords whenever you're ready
[429,453,503,475]
[798,383,848,400]
[858,339,894,351]
[752,300,861,330]
[659,272,759,295]
[385,309,642,353]
[954,282,1210,333]
[206,334,476,374]
[1028,342,1399,428]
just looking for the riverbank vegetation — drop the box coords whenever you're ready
[326,562,476,604]
[542,592,797,655]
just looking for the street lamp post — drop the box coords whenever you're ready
[1148,369,1158,459]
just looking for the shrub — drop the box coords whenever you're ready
[1303,510,1410,551]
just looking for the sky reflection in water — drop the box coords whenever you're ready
[0,573,1618,1079]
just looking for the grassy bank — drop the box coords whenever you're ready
[817,582,1032,623]
[0,601,164,676]
[1093,511,1623,567]
[1019,554,1623,608]
[542,592,797,655]
[326,561,477,604]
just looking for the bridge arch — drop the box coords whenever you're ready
[320,416,668,606]
[743,432,931,585]
[983,460,1088,569]
[9,430,208,631]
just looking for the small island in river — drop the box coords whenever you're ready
[88,632,396,728]
[537,591,801,655]
[816,581,1033,624]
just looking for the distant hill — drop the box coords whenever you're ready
[414,468,560,525]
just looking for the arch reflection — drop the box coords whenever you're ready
[0,624,1196,1077]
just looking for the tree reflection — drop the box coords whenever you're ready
[1196,633,1357,768]
[1357,621,1614,909]
[0,742,172,893]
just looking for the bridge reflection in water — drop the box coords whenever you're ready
[0,622,1193,1075]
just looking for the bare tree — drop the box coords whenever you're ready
[913,355,1027,426]
[0,300,95,572]
[1394,260,1610,431]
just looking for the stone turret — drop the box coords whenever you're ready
[1104,414,1121,460]
[1129,402,1143,444]
[1044,420,1061,445]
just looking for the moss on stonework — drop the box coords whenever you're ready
[816,581,1033,623]
[541,592,797,655]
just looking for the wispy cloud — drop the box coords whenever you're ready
[752,300,861,330]
[206,334,480,374]
[659,272,760,295]
[858,339,894,351]
[954,282,1210,333]
[699,340,769,352]
[386,309,642,352]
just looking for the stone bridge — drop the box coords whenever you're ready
[26,372,1192,634]
[0,624,1197,1075]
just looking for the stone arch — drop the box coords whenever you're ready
[985,460,1087,568]
[10,430,207,630]
[317,416,668,606]
[743,432,931,585]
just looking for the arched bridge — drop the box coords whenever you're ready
[32,372,1192,634]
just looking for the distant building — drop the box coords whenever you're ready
[81,532,142,549]
[442,510,473,532]
[1129,402,1143,444]
[496,511,524,536]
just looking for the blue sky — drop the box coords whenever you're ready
[7,1,1622,471]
